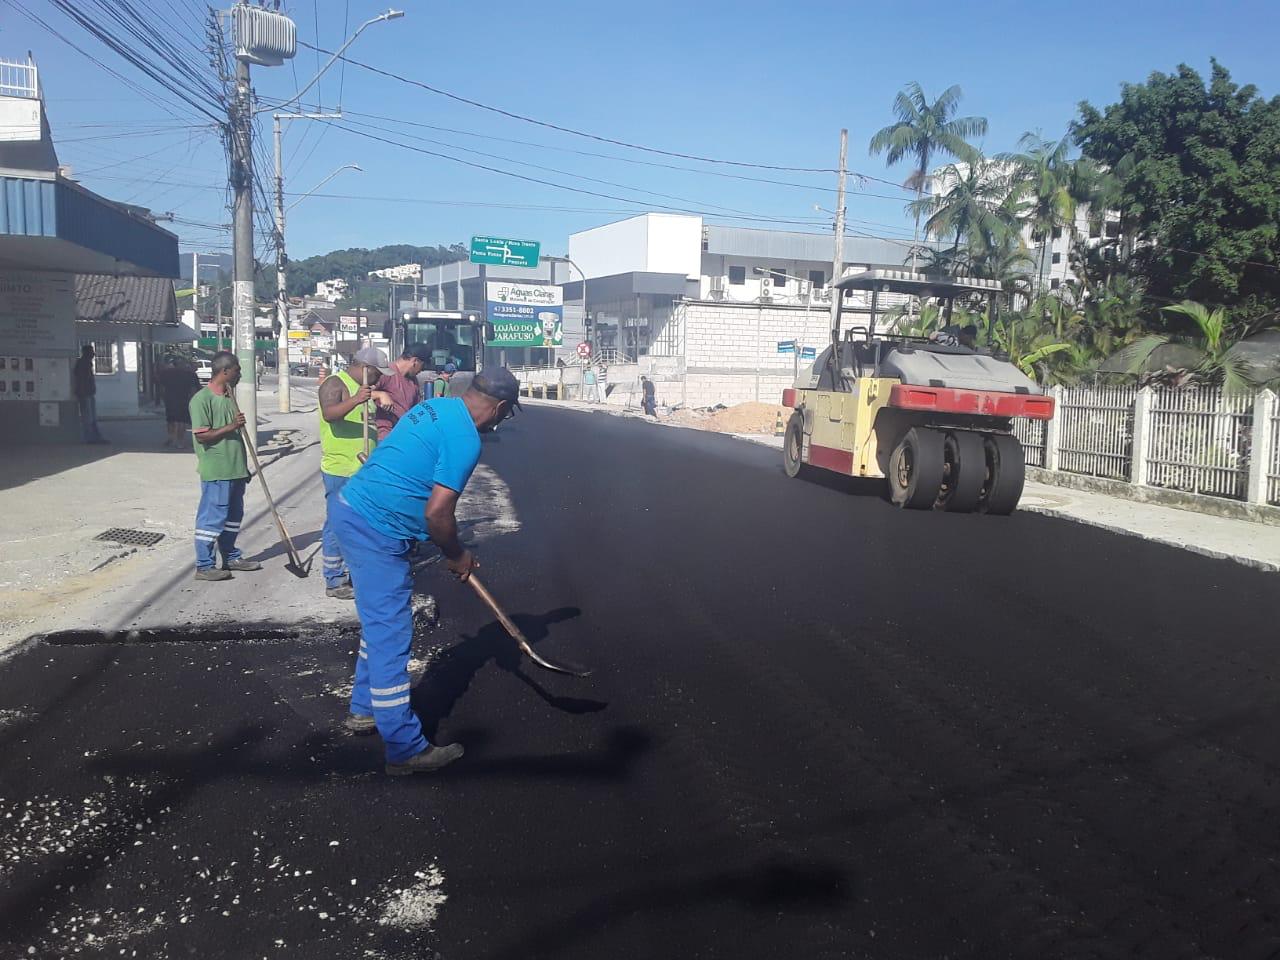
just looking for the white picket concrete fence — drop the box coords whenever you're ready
[1015,384,1280,506]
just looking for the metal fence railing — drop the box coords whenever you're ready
[1146,387,1253,500]
[0,59,38,99]
[1012,417,1046,467]
[1268,399,1280,507]
[1056,384,1136,480]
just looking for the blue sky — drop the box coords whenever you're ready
[7,0,1280,262]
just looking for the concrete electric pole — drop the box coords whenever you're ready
[829,129,848,354]
[227,2,296,431]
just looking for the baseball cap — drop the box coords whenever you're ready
[443,362,457,374]
[472,367,522,407]
[353,346,391,374]
[403,342,433,365]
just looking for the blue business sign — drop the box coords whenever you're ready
[776,340,796,354]
[800,346,817,360]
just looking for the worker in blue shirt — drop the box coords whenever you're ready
[332,368,522,775]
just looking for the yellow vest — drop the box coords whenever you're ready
[319,370,375,477]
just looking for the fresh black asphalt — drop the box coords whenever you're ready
[3,405,1280,959]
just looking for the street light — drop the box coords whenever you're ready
[270,11,403,413]
[287,163,361,214]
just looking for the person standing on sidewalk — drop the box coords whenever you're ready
[73,344,107,444]
[641,375,657,417]
[332,368,521,775]
[317,346,387,600]
[583,364,598,403]
[189,351,261,582]
[159,356,199,448]
[372,344,430,441]
[597,363,609,402]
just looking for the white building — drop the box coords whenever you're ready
[418,212,937,407]
[312,278,349,302]
[368,263,422,283]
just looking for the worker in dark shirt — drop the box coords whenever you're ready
[371,343,432,441]
[73,344,107,444]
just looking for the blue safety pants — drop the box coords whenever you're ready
[194,478,246,570]
[321,472,351,588]
[332,495,429,763]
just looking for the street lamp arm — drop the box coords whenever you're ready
[256,10,404,115]
[286,163,361,213]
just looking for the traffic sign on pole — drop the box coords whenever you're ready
[470,236,541,268]
[576,341,592,359]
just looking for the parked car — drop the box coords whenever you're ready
[195,360,212,382]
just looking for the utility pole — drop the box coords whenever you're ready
[829,129,848,352]
[274,115,289,412]
[231,53,257,425]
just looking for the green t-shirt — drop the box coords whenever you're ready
[189,387,249,481]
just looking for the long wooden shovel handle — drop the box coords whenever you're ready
[229,393,302,570]
[361,366,370,458]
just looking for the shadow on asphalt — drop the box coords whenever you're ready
[249,528,322,564]
[791,466,891,500]
[487,856,853,959]
[413,607,606,741]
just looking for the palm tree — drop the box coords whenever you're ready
[1118,301,1253,392]
[909,156,1019,269]
[1002,133,1078,292]
[869,83,988,272]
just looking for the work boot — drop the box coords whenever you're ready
[223,559,262,572]
[385,743,464,776]
[326,584,355,600]
[344,713,378,736]
[194,568,233,582]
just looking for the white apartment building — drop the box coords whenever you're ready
[312,278,349,302]
[368,263,422,283]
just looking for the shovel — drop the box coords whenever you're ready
[229,394,307,578]
[467,575,591,677]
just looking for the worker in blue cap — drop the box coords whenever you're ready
[433,362,457,398]
[331,367,522,775]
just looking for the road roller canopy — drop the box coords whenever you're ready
[834,268,1003,299]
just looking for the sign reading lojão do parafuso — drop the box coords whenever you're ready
[485,281,563,348]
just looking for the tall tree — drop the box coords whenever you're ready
[1075,60,1280,322]
[909,156,1019,268]
[1003,133,1080,292]
[869,82,988,271]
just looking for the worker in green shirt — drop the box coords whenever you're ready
[189,351,262,582]
[317,346,386,599]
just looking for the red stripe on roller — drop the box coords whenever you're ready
[808,443,854,474]
[888,384,1056,420]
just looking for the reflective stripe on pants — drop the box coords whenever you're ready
[332,495,428,763]
[194,478,246,570]
[321,472,350,588]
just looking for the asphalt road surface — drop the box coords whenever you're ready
[3,405,1280,959]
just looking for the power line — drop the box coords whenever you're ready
[297,41,841,175]
[330,115,828,223]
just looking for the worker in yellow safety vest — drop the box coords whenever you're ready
[318,347,388,599]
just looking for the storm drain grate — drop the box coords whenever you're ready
[93,527,166,548]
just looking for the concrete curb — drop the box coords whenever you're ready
[1019,503,1280,574]
[1025,467,1280,528]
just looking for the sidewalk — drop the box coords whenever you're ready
[524,396,1280,574]
[0,387,328,652]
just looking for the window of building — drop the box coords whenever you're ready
[1052,227,1062,240]
[1105,220,1121,239]
[1050,278,1061,290]
[1051,252,1061,264]
[808,269,825,288]
[1089,222,1102,239]
[87,340,115,375]
[771,268,786,288]
[728,265,746,286]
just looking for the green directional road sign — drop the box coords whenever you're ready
[470,236,541,268]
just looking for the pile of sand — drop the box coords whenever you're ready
[668,402,787,435]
